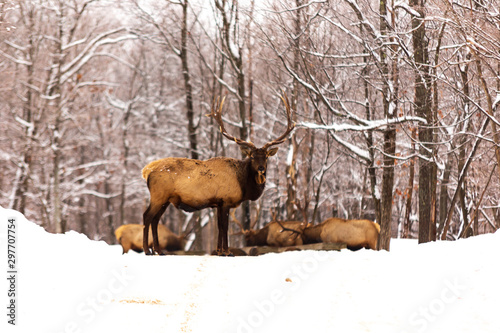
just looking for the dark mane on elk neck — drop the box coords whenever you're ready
[141,94,295,256]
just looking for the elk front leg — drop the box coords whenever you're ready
[216,207,224,255]
[151,203,169,255]
[143,206,153,255]
[151,220,161,255]
[216,206,232,256]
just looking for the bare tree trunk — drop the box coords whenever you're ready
[119,101,131,227]
[177,0,204,250]
[362,50,380,224]
[377,0,398,250]
[104,176,114,242]
[457,54,472,237]
[379,128,396,250]
[51,0,65,234]
[181,0,198,161]
[8,3,40,215]
[285,0,302,221]
[410,0,433,244]
[437,159,451,235]
[429,21,446,241]
[403,130,416,238]
[214,0,252,231]
[77,147,87,236]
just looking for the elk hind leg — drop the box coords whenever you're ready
[152,203,169,254]
[143,202,169,255]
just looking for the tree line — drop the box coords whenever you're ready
[1,0,498,252]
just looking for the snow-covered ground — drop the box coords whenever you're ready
[1,206,500,333]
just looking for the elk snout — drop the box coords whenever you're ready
[256,166,266,184]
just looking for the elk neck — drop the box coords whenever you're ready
[302,223,323,244]
[240,157,266,201]
[245,225,269,246]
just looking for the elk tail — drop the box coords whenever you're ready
[142,159,162,180]
[141,165,153,180]
[114,225,125,244]
[373,222,381,233]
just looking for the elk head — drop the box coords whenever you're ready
[210,94,295,186]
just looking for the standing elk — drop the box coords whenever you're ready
[115,224,185,254]
[142,95,294,256]
[302,217,380,250]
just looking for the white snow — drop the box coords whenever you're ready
[1,206,500,333]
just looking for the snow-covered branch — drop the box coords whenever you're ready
[331,132,371,162]
[299,115,427,132]
[0,49,32,66]
[60,28,138,84]
[79,190,121,199]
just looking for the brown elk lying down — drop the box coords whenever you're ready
[244,221,307,247]
[302,218,380,250]
[115,224,185,254]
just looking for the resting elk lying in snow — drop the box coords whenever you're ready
[246,221,307,247]
[142,95,294,256]
[232,212,307,247]
[115,224,185,254]
[302,218,380,250]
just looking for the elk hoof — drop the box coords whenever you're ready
[216,251,234,257]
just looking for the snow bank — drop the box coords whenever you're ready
[1,206,500,333]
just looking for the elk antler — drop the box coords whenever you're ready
[230,209,245,230]
[276,220,304,241]
[209,96,256,149]
[230,205,261,231]
[261,93,296,150]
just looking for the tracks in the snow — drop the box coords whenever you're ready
[179,256,211,332]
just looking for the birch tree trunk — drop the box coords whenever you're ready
[285,0,302,221]
[51,0,65,234]
[377,0,398,250]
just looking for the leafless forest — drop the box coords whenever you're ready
[1,0,499,252]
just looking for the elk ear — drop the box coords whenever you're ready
[240,146,253,157]
[266,147,279,157]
